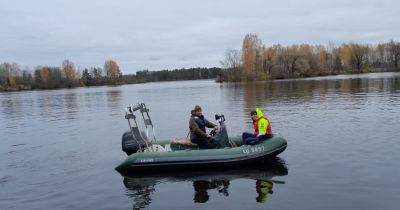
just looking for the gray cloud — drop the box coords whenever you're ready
[1,0,399,73]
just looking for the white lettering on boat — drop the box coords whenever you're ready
[242,146,265,154]
[137,158,154,163]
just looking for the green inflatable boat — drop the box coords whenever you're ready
[115,103,287,174]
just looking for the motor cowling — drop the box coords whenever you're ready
[122,131,150,155]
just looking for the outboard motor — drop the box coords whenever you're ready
[122,131,149,155]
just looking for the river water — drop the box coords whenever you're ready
[1,72,399,210]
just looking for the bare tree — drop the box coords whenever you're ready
[278,45,302,75]
[0,62,20,87]
[220,49,242,82]
[350,43,369,73]
[327,41,336,72]
[262,46,277,74]
[388,40,400,70]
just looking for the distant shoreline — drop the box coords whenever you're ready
[0,67,221,92]
[0,68,396,93]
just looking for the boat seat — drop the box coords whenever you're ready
[170,139,199,150]
[143,144,166,152]
[170,139,197,146]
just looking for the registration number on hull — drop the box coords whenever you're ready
[242,146,265,154]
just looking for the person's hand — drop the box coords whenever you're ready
[213,126,219,131]
[206,134,212,138]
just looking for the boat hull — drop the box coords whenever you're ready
[115,134,287,174]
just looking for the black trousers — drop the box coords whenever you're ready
[242,132,271,145]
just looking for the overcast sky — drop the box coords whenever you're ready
[1,0,399,74]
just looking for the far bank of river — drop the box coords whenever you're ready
[0,68,397,92]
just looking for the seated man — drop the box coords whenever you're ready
[242,108,272,145]
[189,105,218,149]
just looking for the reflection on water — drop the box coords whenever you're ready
[223,74,400,114]
[106,89,122,112]
[64,92,77,120]
[217,73,400,134]
[124,179,156,209]
[256,179,273,203]
[123,157,288,208]
[193,179,230,203]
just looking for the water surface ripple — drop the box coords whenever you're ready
[1,72,399,210]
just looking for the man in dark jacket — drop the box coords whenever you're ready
[189,105,218,149]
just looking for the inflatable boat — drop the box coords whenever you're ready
[115,103,287,174]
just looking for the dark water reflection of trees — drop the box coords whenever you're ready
[220,74,400,115]
[106,89,122,114]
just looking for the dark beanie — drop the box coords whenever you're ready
[194,105,202,112]
[250,110,256,116]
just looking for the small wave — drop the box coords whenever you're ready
[11,143,26,147]
[7,145,43,154]
[0,176,10,184]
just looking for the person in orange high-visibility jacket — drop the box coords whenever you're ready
[242,108,272,145]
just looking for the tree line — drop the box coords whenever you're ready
[0,59,221,91]
[0,59,124,91]
[219,33,400,82]
[136,67,220,82]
